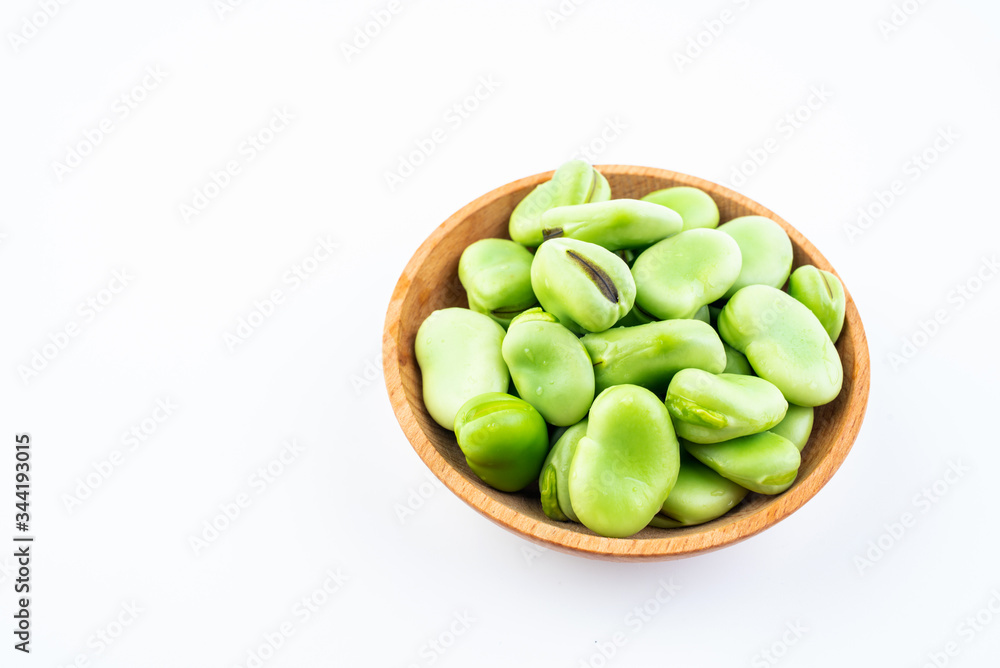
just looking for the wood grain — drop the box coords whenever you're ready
[383,165,871,561]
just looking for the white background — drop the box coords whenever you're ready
[3,0,999,666]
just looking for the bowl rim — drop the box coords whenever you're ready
[383,164,871,561]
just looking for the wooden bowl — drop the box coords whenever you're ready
[383,165,870,561]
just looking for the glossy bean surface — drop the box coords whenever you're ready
[502,308,595,426]
[415,308,509,430]
[531,238,636,334]
[769,403,815,452]
[718,285,843,406]
[540,199,682,250]
[641,186,720,230]
[789,265,846,342]
[684,432,801,495]
[539,420,587,522]
[665,369,788,443]
[650,452,749,527]
[509,160,611,247]
[458,238,537,327]
[570,385,680,538]
[718,216,793,299]
[632,228,742,320]
[582,319,725,395]
[454,392,549,492]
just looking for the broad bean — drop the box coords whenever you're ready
[509,160,610,247]
[570,385,680,538]
[641,186,720,230]
[632,229,742,319]
[718,285,843,406]
[415,308,509,429]
[531,238,636,333]
[458,238,537,326]
[502,308,595,426]
[649,452,748,528]
[539,199,682,250]
[665,369,788,443]
[581,319,725,395]
[539,420,587,522]
[723,342,753,375]
[683,432,801,495]
[788,265,846,342]
[769,403,814,452]
[718,216,793,299]
[453,393,549,492]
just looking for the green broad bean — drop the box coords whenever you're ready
[769,403,814,452]
[632,229,742,320]
[683,432,801,495]
[502,308,595,426]
[415,308,510,430]
[641,186,720,231]
[723,342,753,375]
[581,319,726,395]
[665,369,788,444]
[539,199,683,251]
[570,385,680,538]
[788,265,846,342]
[649,452,749,528]
[530,238,636,334]
[453,393,549,492]
[718,285,843,406]
[539,419,587,522]
[458,238,537,326]
[717,216,793,299]
[509,160,611,247]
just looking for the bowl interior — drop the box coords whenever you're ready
[384,165,870,561]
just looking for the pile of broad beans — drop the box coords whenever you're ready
[416,161,845,538]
